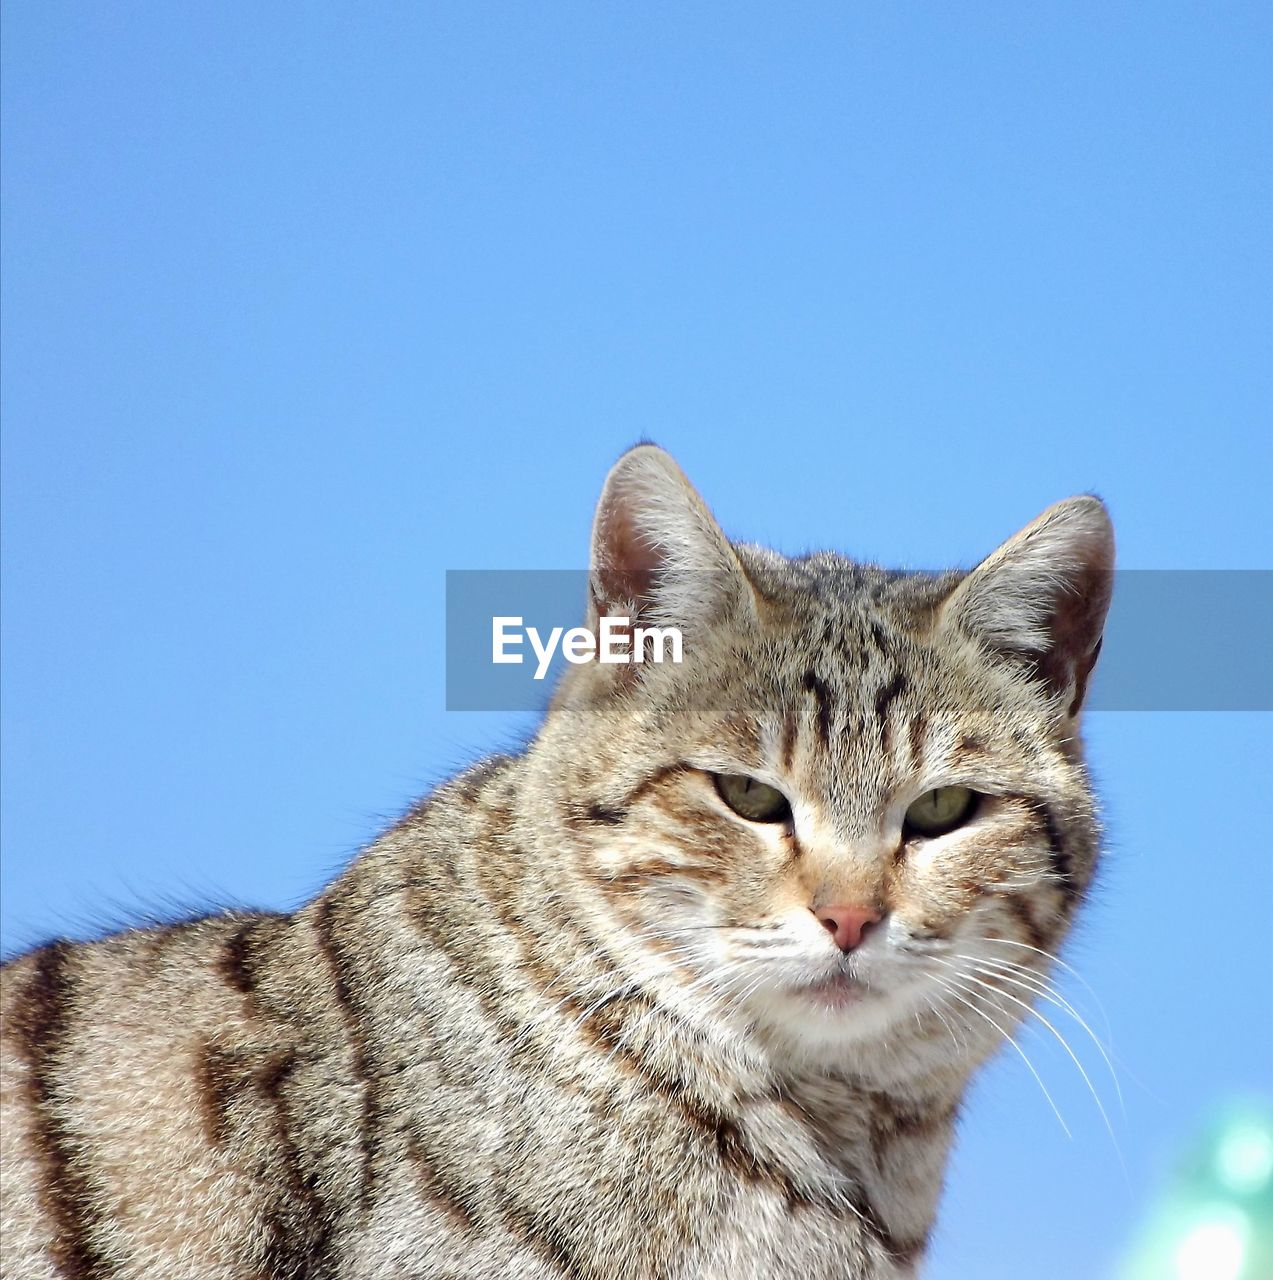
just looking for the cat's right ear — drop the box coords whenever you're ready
[938,496,1115,719]
[587,444,757,643]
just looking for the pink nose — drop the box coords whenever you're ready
[814,904,882,952]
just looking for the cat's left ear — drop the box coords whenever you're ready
[939,497,1115,718]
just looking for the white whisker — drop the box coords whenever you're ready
[936,961,1124,1174]
[955,952,1125,1115]
[930,972,1072,1138]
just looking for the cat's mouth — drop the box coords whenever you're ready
[791,970,871,1011]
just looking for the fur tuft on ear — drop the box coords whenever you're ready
[588,444,755,640]
[939,496,1115,718]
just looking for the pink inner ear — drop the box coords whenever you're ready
[945,497,1114,716]
[993,555,1112,715]
[1043,572,1111,716]
[592,498,664,623]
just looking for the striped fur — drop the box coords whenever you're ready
[1,446,1113,1278]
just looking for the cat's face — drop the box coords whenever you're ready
[530,447,1111,1080]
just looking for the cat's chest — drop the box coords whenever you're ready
[686,1111,931,1280]
[677,1185,924,1280]
[347,1178,920,1280]
[351,1065,934,1280]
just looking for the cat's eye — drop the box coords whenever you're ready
[904,786,978,838]
[713,773,792,824]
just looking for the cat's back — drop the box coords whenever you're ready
[0,769,519,1280]
[1,909,364,1279]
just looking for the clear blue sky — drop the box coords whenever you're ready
[2,5,1270,1277]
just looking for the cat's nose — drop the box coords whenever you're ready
[813,904,882,952]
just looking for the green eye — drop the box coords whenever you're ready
[714,774,792,824]
[904,786,978,838]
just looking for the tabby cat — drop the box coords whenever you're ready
[1,445,1114,1279]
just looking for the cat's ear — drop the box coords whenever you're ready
[588,444,756,638]
[939,497,1114,718]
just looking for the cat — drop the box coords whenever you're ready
[1,444,1114,1279]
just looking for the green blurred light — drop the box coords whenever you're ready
[1215,1124,1273,1197]
[1118,1100,1273,1280]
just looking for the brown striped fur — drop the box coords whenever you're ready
[1,445,1114,1278]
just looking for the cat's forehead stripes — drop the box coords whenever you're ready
[801,668,836,744]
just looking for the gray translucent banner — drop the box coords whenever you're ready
[445,570,1272,712]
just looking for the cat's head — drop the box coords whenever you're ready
[527,445,1113,1081]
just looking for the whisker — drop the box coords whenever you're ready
[975,937,1115,1036]
[954,953,1124,1115]
[935,960,1124,1171]
[920,987,970,1057]
[930,972,1073,1138]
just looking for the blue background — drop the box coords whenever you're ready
[3,5,1270,1277]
